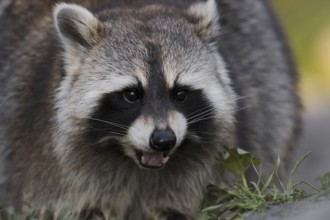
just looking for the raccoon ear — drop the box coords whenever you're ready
[187,0,220,41]
[54,3,104,49]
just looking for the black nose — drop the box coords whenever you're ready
[150,129,177,152]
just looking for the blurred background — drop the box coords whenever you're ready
[272,0,330,188]
[273,0,330,109]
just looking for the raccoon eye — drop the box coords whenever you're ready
[174,91,187,102]
[123,90,140,103]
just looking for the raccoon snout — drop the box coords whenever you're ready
[149,129,177,152]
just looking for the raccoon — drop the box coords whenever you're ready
[0,0,300,219]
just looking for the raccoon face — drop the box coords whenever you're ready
[54,0,236,169]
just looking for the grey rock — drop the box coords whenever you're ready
[245,195,330,220]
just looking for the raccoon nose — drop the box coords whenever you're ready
[150,129,177,152]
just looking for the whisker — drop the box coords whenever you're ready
[79,137,117,149]
[186,95,248,120]
[188,111,227,123]
[82,117,128,130]
[188,111,214,123]
[186,105,215,117]
[233,105,249,113]
[102,131,126,136]
[188,115,223,125]
[90,129,126,136]
[188,104,249,125]
[234,95,250,102]
[187,108,215,121]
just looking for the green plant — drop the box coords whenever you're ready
[318,171,330,195]
[197,149,312,220]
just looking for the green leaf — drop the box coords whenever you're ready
[196,211,209,220]
[287,152,311,193]
[320,171,330,191]
[261,157,280,193]
[220,148,261,176]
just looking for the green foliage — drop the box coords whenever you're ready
[220,148,260,190]
[319,171,330,193]
[198,149,311,220]
[221,148,260,176]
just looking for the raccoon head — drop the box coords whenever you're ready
[53,0,236,170]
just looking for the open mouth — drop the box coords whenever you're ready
[135,150,170,169]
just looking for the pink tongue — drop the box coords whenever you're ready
[143,152,164,167]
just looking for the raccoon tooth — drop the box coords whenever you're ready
[141,156,146,164]
[162,156,170,164]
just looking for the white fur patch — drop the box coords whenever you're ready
[127,116,155,152]
[133,66,149,88]
[57,74,137,120]
[188,0,220,37]
[167,111,187,147]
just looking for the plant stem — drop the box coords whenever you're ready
[241,173,248,189]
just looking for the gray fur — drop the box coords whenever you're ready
[217,0,301,176]
[0,0,300,219]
